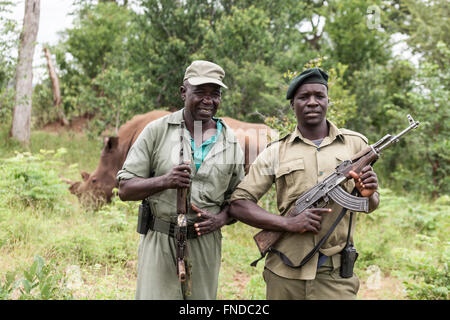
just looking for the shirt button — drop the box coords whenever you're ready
[317,147,321,151]
[319,171,323,176]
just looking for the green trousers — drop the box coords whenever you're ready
[135,229,222,300]
[263,257,360,300]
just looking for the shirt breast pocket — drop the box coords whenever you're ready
[201,163,233,204]
[275,158,305,199]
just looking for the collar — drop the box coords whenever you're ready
[287,120,345,145]
[167,108,184,124]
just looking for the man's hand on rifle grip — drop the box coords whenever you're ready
[164,161,192,189]
[349,165,378,198]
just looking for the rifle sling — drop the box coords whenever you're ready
[251,188,358,268]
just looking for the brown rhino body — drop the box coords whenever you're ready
[68,110,274,205]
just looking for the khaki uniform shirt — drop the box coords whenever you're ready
[230,121,371,280]
[117,109,245,299]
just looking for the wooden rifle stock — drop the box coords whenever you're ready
[176,120,188,283]
[176,184,187,283]
[177,255,186,282]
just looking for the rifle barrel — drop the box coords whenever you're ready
[376,114,419,152]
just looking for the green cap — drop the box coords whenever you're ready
[286,67,328,100]
[183,60,228,89]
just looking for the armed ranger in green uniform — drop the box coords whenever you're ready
[229,67,418,300]
[117,61,245,300]
[252,114,419,269]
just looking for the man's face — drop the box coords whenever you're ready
[290,83,329,127]
[181,82,221,122]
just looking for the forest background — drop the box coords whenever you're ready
[0,0,448,300]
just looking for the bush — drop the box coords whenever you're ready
[0,134,139,299]
[394,235,449,300]
[0,149,71,210]
[0,255,73,300]
[355,189,449,300]
[404,263,449,300]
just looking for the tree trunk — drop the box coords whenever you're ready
[43,46,69,126]
[10,0,40,145]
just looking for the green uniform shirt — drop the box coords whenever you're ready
[117,109,245,299]
[230,120,372,280]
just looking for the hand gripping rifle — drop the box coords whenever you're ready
[251,114,420,266]
[176,120,189,283]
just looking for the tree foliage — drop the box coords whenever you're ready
[387,46,449,197]
[390,0,449,69]
[0,1,18,120]
[1,0,442,197]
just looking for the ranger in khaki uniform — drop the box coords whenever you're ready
[229,68,380,300]
[117,61,245,299]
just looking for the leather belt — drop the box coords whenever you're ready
[149,215,199,239]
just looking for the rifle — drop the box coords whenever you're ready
[252,114,420,265]
[176,120,188,283]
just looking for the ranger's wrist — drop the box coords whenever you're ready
[218,205,235,226]
[368,191,380,212]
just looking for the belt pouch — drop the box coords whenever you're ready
[137,199,152,235]
[340,211,358,278]
[340,243,359,278]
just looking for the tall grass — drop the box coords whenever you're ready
[0,126,139,299]
[0,125,102,181]
[0,125,448,299]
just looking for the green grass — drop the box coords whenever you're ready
[354,190,449,299]
[0,125,102,181]
[0,125,138,299]
[0,125,448,300]
[219,222,266,299]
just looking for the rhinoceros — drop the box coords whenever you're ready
[66,110,275,205]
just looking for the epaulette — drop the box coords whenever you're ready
[339,128,368,144]
[266,132,290,148]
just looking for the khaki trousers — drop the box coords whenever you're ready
[263,257,360,300]
[135,229,222,300]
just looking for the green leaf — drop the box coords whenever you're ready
[22,279,32,293]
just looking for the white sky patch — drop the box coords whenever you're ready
[5,0,75,83]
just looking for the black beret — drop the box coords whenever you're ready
[286,67,328,100]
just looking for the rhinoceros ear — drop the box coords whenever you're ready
[81,171,90,181]
[104,136,119,151]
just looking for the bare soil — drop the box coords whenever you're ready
[358,276,406,300]
[41,116,90,134]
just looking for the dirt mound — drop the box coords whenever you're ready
[41,116,90,134]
